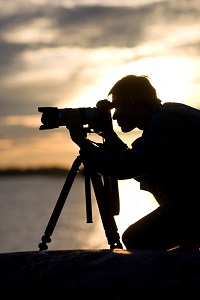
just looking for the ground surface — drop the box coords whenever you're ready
[0,249,199,297]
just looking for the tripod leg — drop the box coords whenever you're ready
[103,176,120,216]
[38,156,82,251]
[84,165,93,223]
[90,172,123,249]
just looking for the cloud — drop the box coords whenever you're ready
[0,0,200,168]
[0,2,199,86]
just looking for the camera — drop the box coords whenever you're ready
[38,99,113,134]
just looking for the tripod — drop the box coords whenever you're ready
[38,155,123,251]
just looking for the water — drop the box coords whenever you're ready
[0,175,110,253]
[0,175,158,254]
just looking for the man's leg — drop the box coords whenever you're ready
[122,201,198,250]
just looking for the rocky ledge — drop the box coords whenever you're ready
[0,249,199,297]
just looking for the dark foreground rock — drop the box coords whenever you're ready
[0,249,199,297]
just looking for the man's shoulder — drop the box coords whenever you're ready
[162,102,200,112]
[157,102,200,121]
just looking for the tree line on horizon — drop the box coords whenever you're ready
[0,166,85,176]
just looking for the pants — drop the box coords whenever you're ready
[122,200,199,250]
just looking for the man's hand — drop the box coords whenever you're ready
[96,99,113,111]
[63,109,87,147]
[96,99,115,139]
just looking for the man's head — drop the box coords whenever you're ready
[108,75,161,132]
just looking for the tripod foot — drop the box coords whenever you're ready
[38,235,51,251]
[110,241,123,249]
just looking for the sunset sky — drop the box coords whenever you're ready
[1,0,200,170]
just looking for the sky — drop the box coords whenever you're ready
[0,0,200,170]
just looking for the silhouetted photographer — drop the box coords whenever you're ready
[39,74,200,251]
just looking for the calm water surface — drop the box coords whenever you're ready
[0,175,158,253]
[0,175,110,253]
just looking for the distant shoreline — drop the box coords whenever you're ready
[0,167,84,176]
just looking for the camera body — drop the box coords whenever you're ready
[38,100,113,134]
